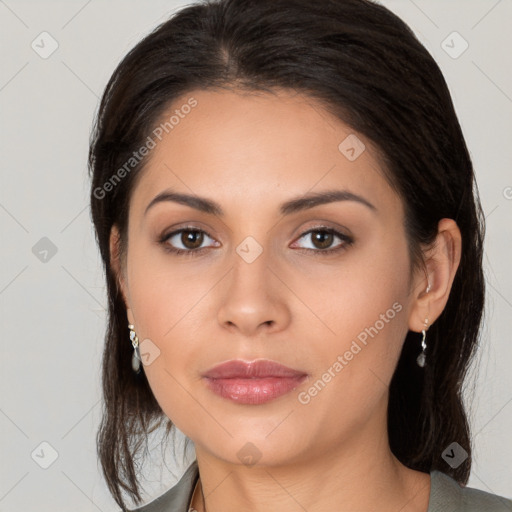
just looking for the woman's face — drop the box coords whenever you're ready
[113,88,425,467]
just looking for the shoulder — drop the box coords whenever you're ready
[428,470,512,512]
[129,460,199,512]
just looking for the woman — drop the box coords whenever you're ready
[89,0,512,510]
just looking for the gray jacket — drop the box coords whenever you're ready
[130,460,512,511]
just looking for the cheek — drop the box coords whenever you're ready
[126,238,211,337]
[130,288,207,435]
[297,230,411,407]
[305,228,410,351]
[124,245,209,422]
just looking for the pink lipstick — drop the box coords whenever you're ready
[202,359,308,405]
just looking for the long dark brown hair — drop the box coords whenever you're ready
[88,0,485,509]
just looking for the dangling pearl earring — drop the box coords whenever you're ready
[416,318,429,367]
[128,323,141,374]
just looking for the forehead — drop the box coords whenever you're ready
[130,88,399,219]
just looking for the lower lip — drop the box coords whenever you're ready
[203,375,308,405]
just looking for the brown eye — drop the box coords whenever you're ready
[310,230,334,249]
[160,227,218,256]
[180,230,204,249]
[293,227,354,255]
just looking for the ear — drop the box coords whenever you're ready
[408,218,462,333]
[109,224,135,326]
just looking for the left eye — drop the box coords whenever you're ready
[291,227,353,253]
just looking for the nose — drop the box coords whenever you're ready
[216,245,291,337]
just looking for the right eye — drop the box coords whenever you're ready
[159,227,219,257]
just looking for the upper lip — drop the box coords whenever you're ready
[202,359,308,379]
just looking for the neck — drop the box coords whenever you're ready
[189,417,430,512]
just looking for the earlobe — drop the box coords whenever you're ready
[126,307,135,326]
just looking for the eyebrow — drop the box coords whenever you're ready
[144,188,377,217]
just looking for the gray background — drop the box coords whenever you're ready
[1,0,511,510]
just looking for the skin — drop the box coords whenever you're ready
[110,88,462,512]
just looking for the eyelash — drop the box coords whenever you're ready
[159,226,354,258]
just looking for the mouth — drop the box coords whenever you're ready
[201,359,309,405]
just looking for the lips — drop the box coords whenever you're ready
[201,359,307,379]
[201,359,309,405]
